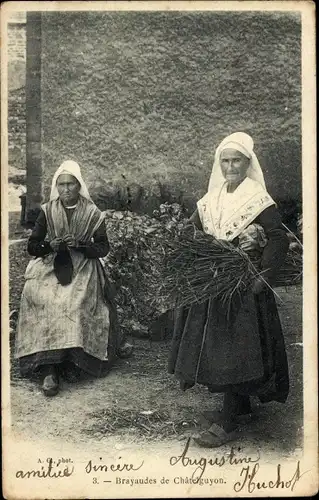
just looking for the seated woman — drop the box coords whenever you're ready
[15,160,132,396]
[168,132,289,447]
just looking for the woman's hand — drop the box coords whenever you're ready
[238,224,267,253]
[238,232,260,252]
[50,237,63,252]
[239,237,259,253]
[63,234,77,247]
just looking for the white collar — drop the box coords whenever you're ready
[64,204,77,209]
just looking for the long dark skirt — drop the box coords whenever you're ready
[18,280,122,379]
[168,289,289,403]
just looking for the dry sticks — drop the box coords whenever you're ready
[162,224,302,309]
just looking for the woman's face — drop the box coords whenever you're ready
[220,148,250,186]
[56,174,80,205]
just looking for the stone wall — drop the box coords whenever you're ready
[39,12,301,216]
[8,86,26,170]
[8,23,26,63]
[8,20,26,170]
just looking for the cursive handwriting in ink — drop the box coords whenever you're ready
[170,438,260,481]
[234,461,307,493]
[16,458,74,479]
[85,457,144,474]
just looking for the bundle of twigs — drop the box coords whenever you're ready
[163,226,259,308]
[162,224,302,309]
[276,224,303,287]
[275,248,303,287]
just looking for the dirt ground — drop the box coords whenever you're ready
[8,213,303,457]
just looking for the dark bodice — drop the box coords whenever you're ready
[28,209,110,259]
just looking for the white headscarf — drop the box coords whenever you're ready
[49,160,92,202]
[197,132,275,240]
[208,132,266,191]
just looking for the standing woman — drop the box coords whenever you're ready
[168,132,289,447]
[15,160,131,396]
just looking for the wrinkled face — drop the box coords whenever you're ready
[220,148,250,186]
[56,174,80,205]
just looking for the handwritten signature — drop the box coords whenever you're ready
[85,457,144,474]
[16,458,74,479]
[169,437,260,480]
[169,438,307,492]
[234,461,307,493]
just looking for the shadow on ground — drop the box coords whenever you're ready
[8,226,302,454]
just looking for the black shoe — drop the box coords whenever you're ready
[60,361,83,382]
[117,342,134,359]
[42,373,59,397]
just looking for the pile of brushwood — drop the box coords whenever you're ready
[102,203,187,338]
[102,203,302,338]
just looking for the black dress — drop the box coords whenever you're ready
[168,205,290,403]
